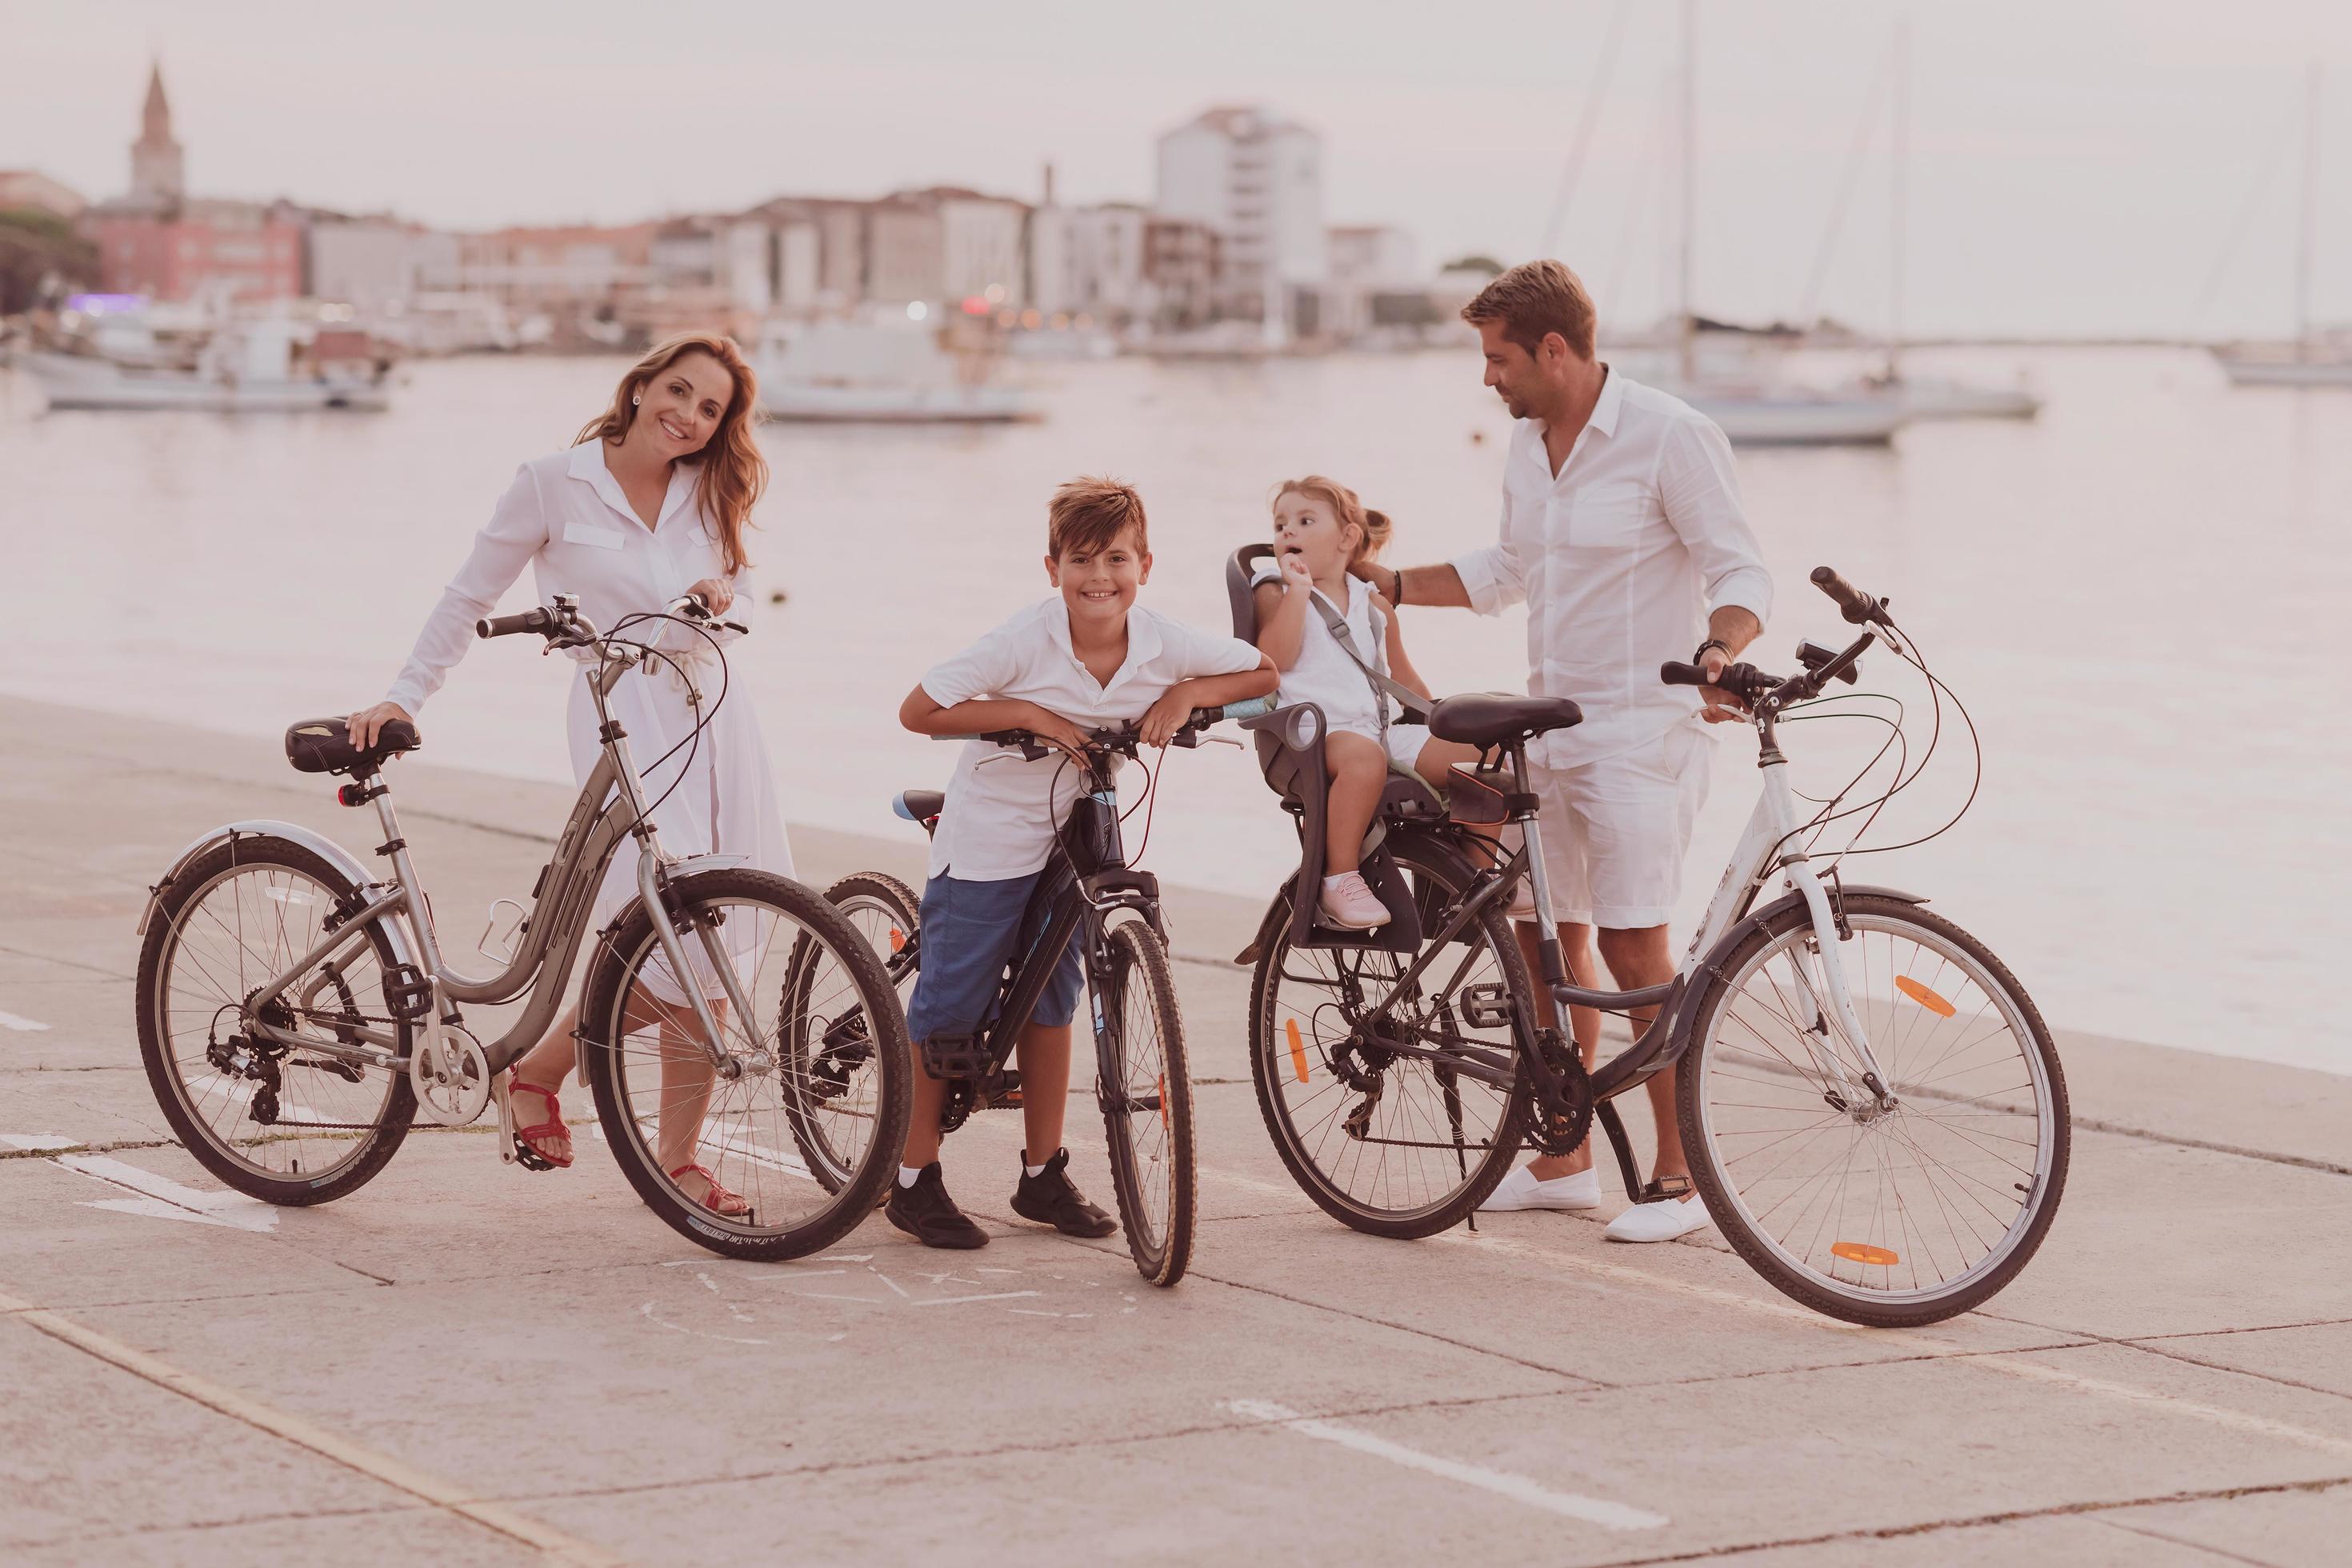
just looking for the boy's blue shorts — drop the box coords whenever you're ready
[904,870,1086,1044]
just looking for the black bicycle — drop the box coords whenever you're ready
[821,700,1269,1286]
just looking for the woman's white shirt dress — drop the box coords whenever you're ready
[386,441,794,945]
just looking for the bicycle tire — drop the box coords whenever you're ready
[134,835,417,1205]
[782,871,922,1193]
[1247,830,1533,1239]
[582,867,912,1262]
[1096,919,1194,1286]
[1678,894,2070,1327]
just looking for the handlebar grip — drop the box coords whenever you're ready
[477,606,555,639]
[1810,566,1886,626]
[1659,661,1711,686]
[1214,696,1276,722]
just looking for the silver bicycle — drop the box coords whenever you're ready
[133,593,911,1260]
[1248,566,2068,1326]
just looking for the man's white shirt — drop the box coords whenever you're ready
[1450,367,1772,770]
[919,598,1264,882]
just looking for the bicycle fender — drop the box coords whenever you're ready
[136,821,422,973]
[1660,882,1929,1067]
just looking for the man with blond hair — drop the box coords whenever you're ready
[1356,259,1771,1242]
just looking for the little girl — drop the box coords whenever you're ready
[1250,476,1486,928]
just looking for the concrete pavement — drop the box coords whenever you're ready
[3,694,2350,1566]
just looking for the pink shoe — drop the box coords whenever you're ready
[1319,871,1392,930]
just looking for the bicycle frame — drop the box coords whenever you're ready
[178,617,752,1080]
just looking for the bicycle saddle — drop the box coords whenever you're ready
[284,716,421,776]
[1427,693,1582,748]
[893,789,946,823]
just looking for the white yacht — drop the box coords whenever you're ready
[31,314,391,412]
[751,318,1038,424]
[2211,66,2352,387]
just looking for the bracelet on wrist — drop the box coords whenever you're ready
[1694,638,1730,663]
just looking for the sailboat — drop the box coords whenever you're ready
[2213,66,2352,386]
[1647,0,1910,446]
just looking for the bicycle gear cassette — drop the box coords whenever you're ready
[410,1022,491,1127]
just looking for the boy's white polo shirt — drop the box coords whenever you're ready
[921,597,1263,882]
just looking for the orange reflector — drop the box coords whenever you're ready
[1894,975,1955,1017]
[888,927,906,953]
[1832,1242,1900,1266]
[1285,1018,1310,1084]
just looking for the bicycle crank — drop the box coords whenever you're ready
[1524,1028,1595,1158]
[410,1022,491,1127]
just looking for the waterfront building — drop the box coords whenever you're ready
[1142,216,1222,329]
[84,198,301,305]
[858,187,1028,310]
[0,170,88,222]
[1030,187,1150,322]
[307,218,461,315]
[1154,104,1326,331]
[742,197,870,311]
[1322,222,1426,339]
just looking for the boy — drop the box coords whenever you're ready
[890,477,1278,1249]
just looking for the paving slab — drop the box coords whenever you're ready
[2130,1321,2352,1405]
[0,1318,421,1547]
[2105,1481,2352,1566]
[1690,1512,2236,1566]
[6,1508,539,1568]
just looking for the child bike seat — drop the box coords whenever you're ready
[893,790,946,824]
[285,717,420,776]
[1428,693,1582,748]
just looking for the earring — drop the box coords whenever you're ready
[631,394,641,406]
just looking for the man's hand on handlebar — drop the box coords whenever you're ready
[1698,643,1749,724]
[346,701,414,750]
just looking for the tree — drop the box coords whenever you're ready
[1439,254,1506,278]
[0,209,98,315]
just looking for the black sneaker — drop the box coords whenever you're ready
[885,1162,989,1250]
[1010,1148,1118,1239]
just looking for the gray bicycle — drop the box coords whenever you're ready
[133,592,911,1261]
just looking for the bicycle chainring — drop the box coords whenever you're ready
[1524,1028,1595,1157]
[410,1022,492,1127]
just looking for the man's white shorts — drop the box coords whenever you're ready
[1527,721,1712,930]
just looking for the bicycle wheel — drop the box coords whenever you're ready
[781,872,920,1191]
[583,867,911,1261]
[134,835,416,1203]
[1096,919,1194,1286]
[1678,893,2070,1327]
[1248,831,1533,1238]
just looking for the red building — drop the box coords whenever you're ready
[85,200,302,303]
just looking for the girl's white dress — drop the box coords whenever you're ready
[386,441,794,945]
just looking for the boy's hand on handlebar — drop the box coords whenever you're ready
[1022,705,1094,763]
[346,702,414,749]
[683,577,733,615]
[1138,689,1198,749]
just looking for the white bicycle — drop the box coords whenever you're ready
[1246,566,2069,1326]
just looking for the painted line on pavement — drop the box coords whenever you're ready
[1432,1229,2352,1462]
[1225,1398,1667,1530]
[53,1152,281,1233]
[0,1010,52,1032]
[911,1290,1043,1308]
[0,1286,623,1564]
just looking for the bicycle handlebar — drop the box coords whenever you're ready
[1810,565,1888,626]
[950,697,1277,758]
[477,606,557,639]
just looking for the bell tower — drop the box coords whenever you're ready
[130,60,185,205]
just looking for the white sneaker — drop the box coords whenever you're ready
[1602,1192,1713,1243]
[1319,871,1391,930]
[1478,1163,1601,1212]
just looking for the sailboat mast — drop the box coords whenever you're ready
[2297,63,2320,357]
[1679,0,1698,384]
[1889,18,1909,381]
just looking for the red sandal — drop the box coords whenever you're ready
[502,1076,574,1171]
[669,1162,751,1218]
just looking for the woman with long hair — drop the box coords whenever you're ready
[346,333,790,1214]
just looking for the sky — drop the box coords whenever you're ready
[6,0,2351,338]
